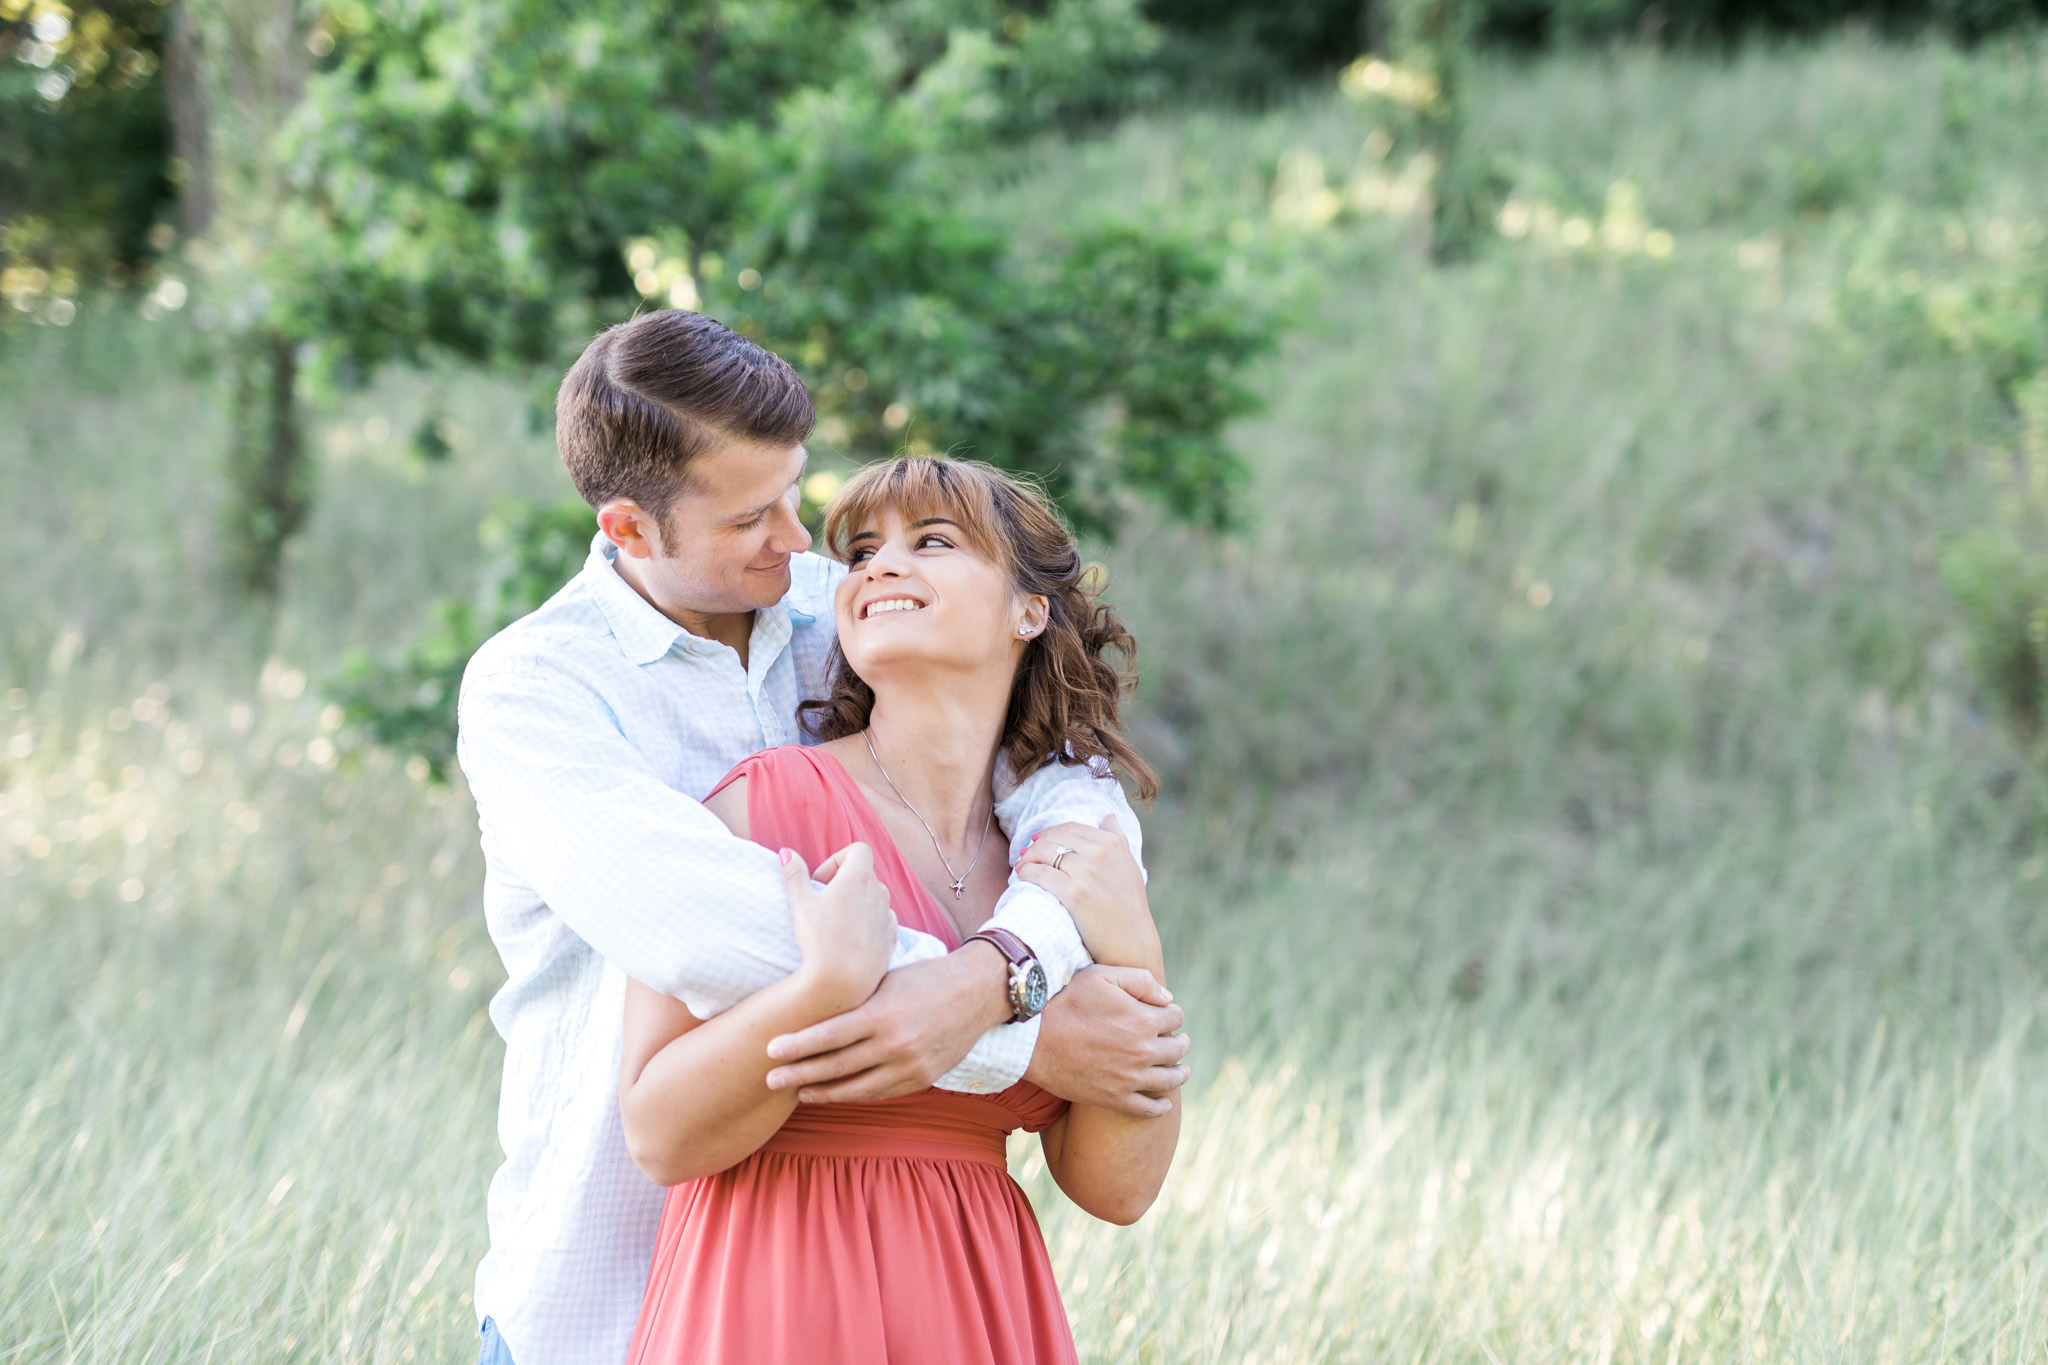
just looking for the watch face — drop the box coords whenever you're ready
[1018,962,1049,1018]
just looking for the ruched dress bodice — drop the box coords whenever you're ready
[625,746,1075,1365]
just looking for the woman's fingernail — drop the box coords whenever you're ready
[779,847,795,865]
[1160,989,1174,1002]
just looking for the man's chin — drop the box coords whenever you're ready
[745,561,793,603]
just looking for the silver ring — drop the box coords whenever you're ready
[1051,845,1077,871]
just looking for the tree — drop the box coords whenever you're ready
[292,1,1272,768]
[0,0,176,320]
[247,0,1266,558]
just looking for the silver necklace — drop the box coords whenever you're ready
[862,728,994,900]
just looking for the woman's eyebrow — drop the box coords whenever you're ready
[909,518,963,531]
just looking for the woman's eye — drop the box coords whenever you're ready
[848,548,873,566]
[916,534,953,550]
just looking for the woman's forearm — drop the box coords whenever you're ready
[1041,1093,1180,1225]
[1039,947,1179,1224]
[620,968,867,1185]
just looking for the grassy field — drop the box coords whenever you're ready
[7,36,2048,1363]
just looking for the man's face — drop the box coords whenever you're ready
[605,439,812,618]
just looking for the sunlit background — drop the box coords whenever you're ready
[6,0,2048,1360]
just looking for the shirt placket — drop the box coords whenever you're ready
[746,608,795,748]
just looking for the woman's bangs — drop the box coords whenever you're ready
[824,459,1004,564]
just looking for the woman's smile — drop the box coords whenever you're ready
[859,595,928,620]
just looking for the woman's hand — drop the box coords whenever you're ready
[1014,815,1161,974]
[785,843,898,1013]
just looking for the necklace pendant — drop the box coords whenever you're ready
[951,878,967,899]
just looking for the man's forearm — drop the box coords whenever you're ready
[929,940,1036,1094]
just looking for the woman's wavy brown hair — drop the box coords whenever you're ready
[801,457,1158,803]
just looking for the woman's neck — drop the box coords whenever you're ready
[861,679,1007,847]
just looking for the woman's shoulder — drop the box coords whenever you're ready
[710,745,863,859]
[711,744,835,797]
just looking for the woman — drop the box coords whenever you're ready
[616,457,1176,1364]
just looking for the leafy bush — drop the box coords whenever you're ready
[1149,0,2048,66]
[0,0,174,318]
[330,498,594,777]
[1943,372,2048,748]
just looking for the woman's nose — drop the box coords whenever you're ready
[864,539,914,576]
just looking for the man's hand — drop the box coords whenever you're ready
[764,940,1012,1103]
[1025,964,1190,1119]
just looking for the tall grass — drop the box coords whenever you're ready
[8,36,2048,1363]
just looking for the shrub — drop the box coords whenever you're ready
[1943,372,2048,748]
[331,498,594,777]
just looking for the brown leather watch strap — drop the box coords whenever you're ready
[966,926,1033,969]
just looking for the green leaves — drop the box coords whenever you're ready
[332,497,594,777]
[1943,372,2048,749]
[289,1,1270,767]
[278,0,1268,530]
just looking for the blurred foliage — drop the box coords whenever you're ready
[266,0,1268,537]
[276,0,1263,765]
[1943,373,2048,748]
[0,0,175,320]
[1149,0,2048,72]
[331,498,593,777]
[224,329,310,598]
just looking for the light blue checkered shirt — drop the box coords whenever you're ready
[457,536,1138,1365]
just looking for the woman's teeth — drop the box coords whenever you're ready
[864,598,923,618]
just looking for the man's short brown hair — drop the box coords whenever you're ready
[555,310,815,527]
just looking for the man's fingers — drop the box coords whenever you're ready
[1147,1032,1192,1066]
[795,1064,927,1105]
[766,1039,881,1091]
[766,1009,872,1064]
[1100,1089,1175,1120]
[1136,1064,1191,1095]
[1095,963,1174,1007]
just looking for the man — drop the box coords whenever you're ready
[457,309,1191,1365]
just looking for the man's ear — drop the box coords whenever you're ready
[598,501,661,559]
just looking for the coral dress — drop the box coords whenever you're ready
[625,745,1076,1365]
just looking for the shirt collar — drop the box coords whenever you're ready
[581,533,797,668]
[583,534,695,665]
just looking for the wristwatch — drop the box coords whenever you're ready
[966,927,1049,1022]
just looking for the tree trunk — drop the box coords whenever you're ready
[163,1,215,236]
[225,331,310,599]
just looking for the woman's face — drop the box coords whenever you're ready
[833,505,1046,687]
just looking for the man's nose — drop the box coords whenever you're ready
[770,496,812,554]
